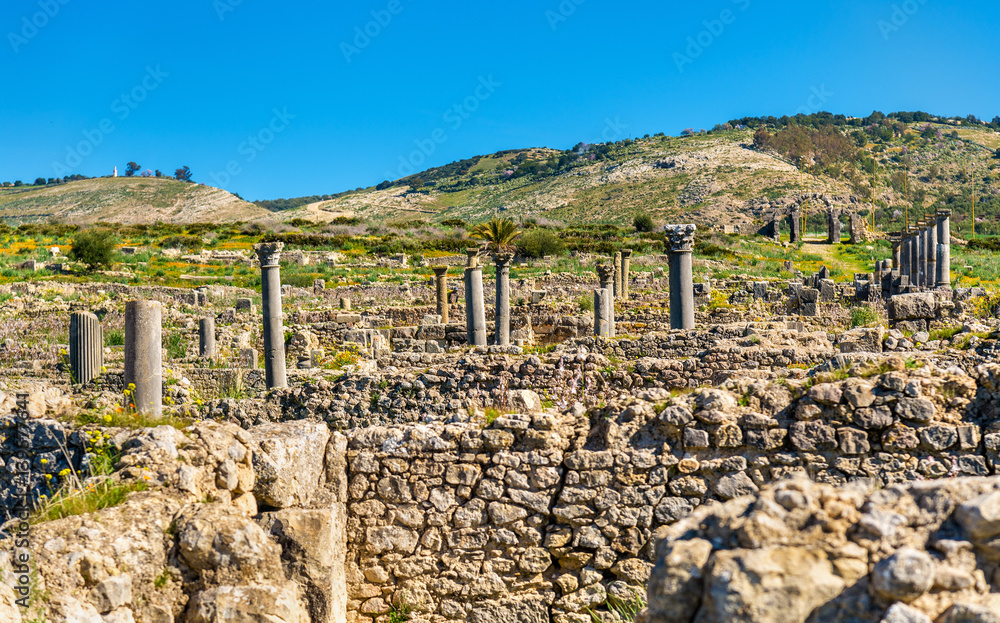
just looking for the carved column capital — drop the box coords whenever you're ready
[664,224,697,253]
[253,242,284,268]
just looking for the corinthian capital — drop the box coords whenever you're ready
[664,224,697,253]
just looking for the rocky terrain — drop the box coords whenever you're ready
[0,227,999,622]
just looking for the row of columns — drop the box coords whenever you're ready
[891,210,950,290]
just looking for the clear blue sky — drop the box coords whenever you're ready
[2,0,996,201]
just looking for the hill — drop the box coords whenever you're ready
[0,177,272,225]
[283,113,1000,237]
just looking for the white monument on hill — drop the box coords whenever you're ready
[113,166,118,177]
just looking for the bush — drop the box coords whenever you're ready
[160,235,202,250]
[633,212,655,232]
[578,294,594,312]
[850,306,879,328]
[69,229,118,270]
[517,229,565,258]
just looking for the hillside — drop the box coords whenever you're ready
[0,177,272,225]
[284,115,1000,236]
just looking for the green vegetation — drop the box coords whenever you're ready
[850,306,879,328]
[633,212,655,232]
[471,217,521,252]
[517,228,566,258]
[69,228,118,270]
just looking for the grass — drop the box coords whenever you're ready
[77,408,192,430]
[164,332,187,359]
[850,306,879,328]
[929,325,963,342]
[32,479,148,524]
[484,407,502,427]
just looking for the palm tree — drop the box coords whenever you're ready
[471,217,521,345]
[471,217,521,253]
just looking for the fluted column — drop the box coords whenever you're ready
[890,233,902,273]
[666,224,697,330]
[124,300,162,417]
[254,242,287,389]
[70,311,103,385]
[595,264,614,337]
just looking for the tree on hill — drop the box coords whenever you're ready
[33,177,46,186]
[174,166,193,182]
[125,162,140,177]
[633,212,655,232]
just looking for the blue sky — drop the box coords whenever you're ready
[1,0,996,200]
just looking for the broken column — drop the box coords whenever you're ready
[666,224,697,330]
[917,219,928,288]
[69,311,103,386]
[924,216,938,290]
[494,253,513,346]
[464,248,487,346]
[907,226,920,288]
[613,251,623,299]
[890,233,902,274]
[620,249,633,301]
[788,206,801,244]
[124,300,162,417]
[199,317,216,359]
[827,209,841,244]
[937,209,951,287]
[432,266,449,324]
[595,264,615,337]
[254,242,287,389]
[767,213,781,242]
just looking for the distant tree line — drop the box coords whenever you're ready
[731,110,1000,131]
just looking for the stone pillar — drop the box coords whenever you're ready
[908,227,919,288]
[890,233,902,273]
[924,216,937,290]
[789,206,801,244]
[254,242,287,389]
[613,252,622,298]
[620,249,633,301]
[596,263,615,337]
[124,300,162,417]
[666,224,696,330]
[494,254,513,346]
[827,209,841,244]
[199,317,216,359]
[464,249,487,346]
[69,311,103,386]
[937,209,951,287]
[594,264,614,337]
[432,266,449,324]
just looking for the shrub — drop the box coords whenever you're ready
[440,218,468,228]
[69,229,118,270]
[517,229,565,258]
[633,212,655,232]
[160,235,202,250]
[850,306,878,328]
[578,294,594,312]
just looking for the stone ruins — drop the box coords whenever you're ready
[4,212,1000,623]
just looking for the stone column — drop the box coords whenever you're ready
[69,311,103,386]
[620,249,633,301]
[908,227,920,288]
[494,254,513,346]
[937,209,951,287]
[666,224,696,330]
[124,300,162,417]
[827,209,841,244]
[464,248,487,346]
[789,206,801,243]
[919,219,929,289]
[613,252,623,299]
[254,242,287,389]
[890,233,902,273]
[594,264,614,337]
[924,216,937,290]
[199,317,216,359]
[432,266,449,324]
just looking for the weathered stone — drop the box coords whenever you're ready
[871,547,936,603]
